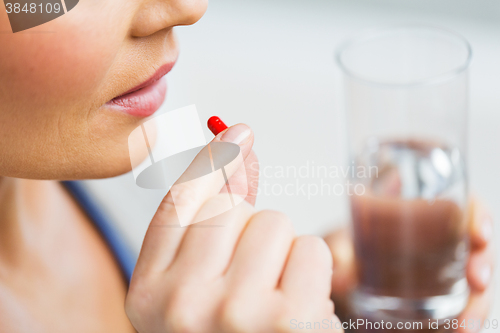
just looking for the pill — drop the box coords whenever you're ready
[207,116,228,135]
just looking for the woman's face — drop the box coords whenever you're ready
[0,0,207,179]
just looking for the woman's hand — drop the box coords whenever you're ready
[325,199,495,332]
[125,124,343,333]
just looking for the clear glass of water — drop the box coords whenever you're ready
[336,25,472,325]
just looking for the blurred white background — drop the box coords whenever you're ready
[84,0,500,322]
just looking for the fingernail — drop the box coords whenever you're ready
[221,124,252,145]
[479,264,491,287]
[482,216,493,242]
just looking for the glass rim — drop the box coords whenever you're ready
[335,24,473,88]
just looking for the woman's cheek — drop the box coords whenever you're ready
[0,4,127,114]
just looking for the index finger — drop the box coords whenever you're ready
[134,124,255,275]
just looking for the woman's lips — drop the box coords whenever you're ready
[106,63,175,117]
[107,78,167,117]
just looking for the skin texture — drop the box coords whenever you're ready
[0,179,136,332]
[0,0,203,179]
[125,125,343,333]
[0,0,494,332]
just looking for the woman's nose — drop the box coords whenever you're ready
[130,0,208,37]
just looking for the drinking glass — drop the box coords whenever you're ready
[336,25,472,324]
